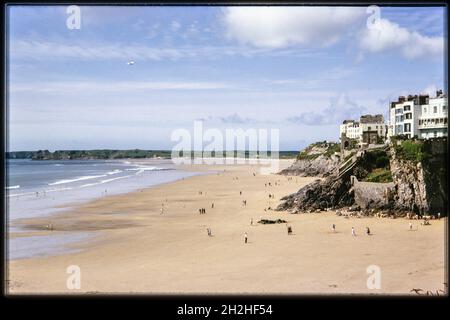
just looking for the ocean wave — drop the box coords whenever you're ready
[6,185,20,190]
[7,191,36,197]
[8,187,74,197]
[125,166,170,172]
[106,169,122,175]
[80,175,133,188]
[48,175,107,186]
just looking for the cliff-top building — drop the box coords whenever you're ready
[340,114,387,149]
[389,90,447,139]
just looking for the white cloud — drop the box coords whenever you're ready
[171,20,181,31]
[287,93,367,126]
[9,80,231,94]
[360,18,444,59]
[223,7,365,48]
[219,113,255,124]
[422,84,441,97]
[10,39,317,62]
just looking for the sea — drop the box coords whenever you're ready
[6,158,201,260]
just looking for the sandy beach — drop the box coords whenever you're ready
[7,160,446,295]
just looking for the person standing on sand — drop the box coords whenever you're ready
[250,218,253,226]
[244,233,248,244]
[332,224,336,232]
[409,222,413,230]
[351,227,356,237]
[366,227,371,235]
[287,225,292,235]
[211,203,214,209]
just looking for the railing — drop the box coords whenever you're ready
[418,122,447,129]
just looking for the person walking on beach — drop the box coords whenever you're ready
[351,227,356,237]
[160,207,164,215]
[250,218,253,226]
[287,225,292,235]
[244,232,248,244]
[409,222,413,230]
[366,227,371,235]
[332,224,336,232]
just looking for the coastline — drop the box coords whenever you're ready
[7,160,445,294]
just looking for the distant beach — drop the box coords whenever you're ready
[7,160,445,294]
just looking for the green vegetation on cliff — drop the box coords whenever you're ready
[296,141,340,160]
[357,149,393,183]
[363,168,393,183]
[391,137,432,163]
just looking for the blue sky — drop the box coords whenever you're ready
[7,5,446,151]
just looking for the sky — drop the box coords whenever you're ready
[7,5,446,151]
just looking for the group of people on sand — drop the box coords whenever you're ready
[268,194,275,199]
[349,226,371,236]
[328,224,371,236]
[199,208,207,214]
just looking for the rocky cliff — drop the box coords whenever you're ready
[277,173,354,212]
[279,142,340,177]
[389,138,447,215]
[277,138,447,217]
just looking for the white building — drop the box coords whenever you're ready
[340,114,387,145]
[418,91,448,139]
[339,120,360,140]
[389,91,447,139]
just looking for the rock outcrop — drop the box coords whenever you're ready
[277,173,354,212]
[279,142,341,177]
[279,155,340,177]
[389,138,447,215]
[278,138,447,217]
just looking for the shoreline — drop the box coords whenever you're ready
[7,160,445,294]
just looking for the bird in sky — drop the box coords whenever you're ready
[127,61,135,66]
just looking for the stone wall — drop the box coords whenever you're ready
[351,176,394,209]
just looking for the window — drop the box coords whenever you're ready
[404,105,411,111]
[434,106,437,113]
[368,126,371,131]
[424,107,427,114]
[405,113,412,119]
[404,123,411,132]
